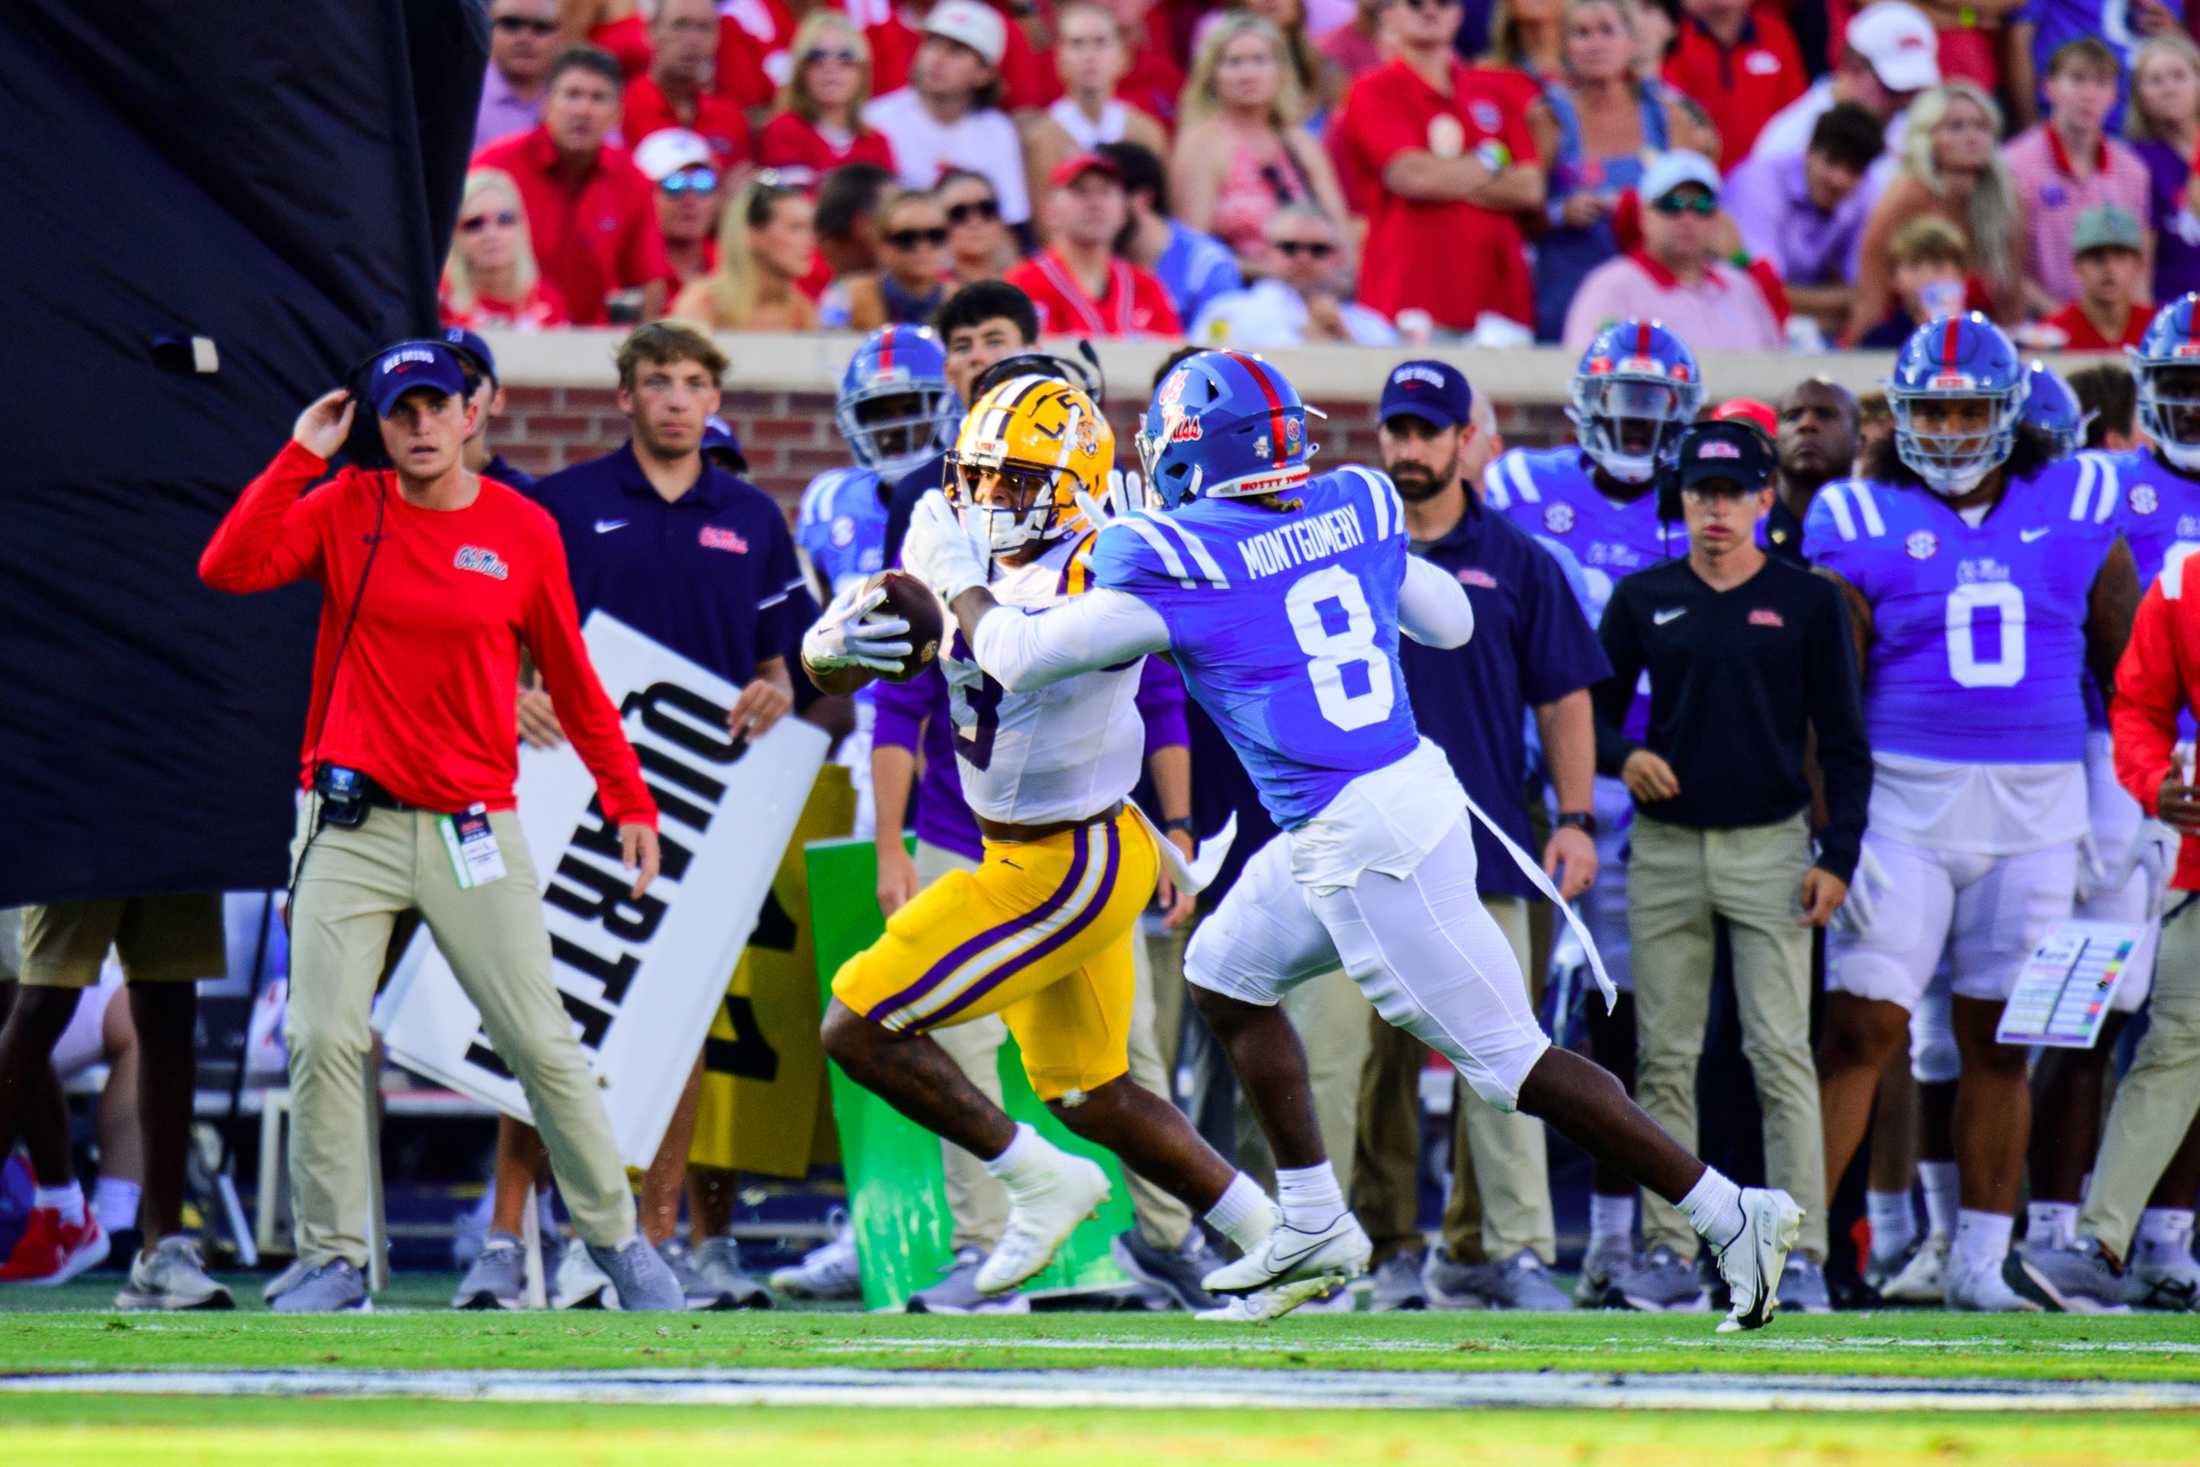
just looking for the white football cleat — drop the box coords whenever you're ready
[974,1149,1110,1295]
[1194,1274,1348,1323]
[1946,1255,2043,1313]
[1711,1187,1802,1333]
[1202,1212,1371,1296]
[1876,1231,1952,1304]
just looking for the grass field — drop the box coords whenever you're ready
[4,1276,2198,1465]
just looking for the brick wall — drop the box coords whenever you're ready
[494,386,1577,509]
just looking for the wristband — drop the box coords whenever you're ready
[1161,817,1196,836]
[1556,811,1598,838]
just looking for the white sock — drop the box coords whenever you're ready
[1202,1172,1275,1253]
[979,1123,1054,1194]
[1919,1160,1959,1238]
[1954,1208,2014,1273]
[1677,1167,1746,1251]
[93,1177,141,1235]
[1866,1190,1917,1260]
[32,1181,86,1228]
[2026,1201,2078,1251]
[1274,1162,1346,1233]
[2136,1208,2196,1264]
[1588,1192,1636,1248]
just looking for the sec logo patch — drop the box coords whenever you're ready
[1544,502,1576,534]
[2131,484,2160,515]
[830,514,856,548]
[1906,529,1938,560]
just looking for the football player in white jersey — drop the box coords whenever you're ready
[799,373,1283,1305]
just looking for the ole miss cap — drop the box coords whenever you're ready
[1674,418,1776,492]
[1379,359,1473,432]
[368,341,468,417]
[702,415,749,473]
[441,326,497,386]
[1048,151,1120,190]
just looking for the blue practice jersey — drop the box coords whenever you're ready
[1091,466,1420,830]
[1482,445,1684,738]
[1804,462,2117,765]
[796,467,888,594]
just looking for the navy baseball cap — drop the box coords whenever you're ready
[441,326,497,386]
[702,415,749,473]
[1380,359,1473,432]
[368,342,468,418]
[1674,419,1776,493]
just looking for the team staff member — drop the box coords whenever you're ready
[199,340,681,1314]
[1351,361,1609,1313]
[1592,420,1870,1315]
[1765,380,1861,564]
[496,322,809,1312]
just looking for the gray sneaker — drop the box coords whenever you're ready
[906,1246,1031,1314]
[769,1211,861,1300]
[269,1257,370,1314]
[114,1236,234,1311]
[1369,1250,1428,1311]
[2008,1237,2130,1313]
[1110,1229,1220,1312]
[1426,1247,1575,1311]
[1610,1246,1710,1312]
[261,1257,309,1305]
[1776,1255,1832,1314]
[1576,1237,1635,1306]
[588,1235,684,1312]
[691,1236,773,1309]
[2131,1251,2200,1312]
[453,1232,526,1310]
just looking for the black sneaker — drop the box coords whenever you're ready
[1110,1228,1221,1312]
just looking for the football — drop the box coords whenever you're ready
[867,568,944,683]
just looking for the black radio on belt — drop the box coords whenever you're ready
[314,763,410,829]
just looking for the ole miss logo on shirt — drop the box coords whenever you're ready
[454,545,510,580]
[1749,607,1784,628]
[700,525,750,554]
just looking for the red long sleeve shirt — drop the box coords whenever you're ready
[2112,570,2200,890]
[200,440,657,829]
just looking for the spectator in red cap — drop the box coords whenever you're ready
[2040,205,2155,351]
[1330,0,1542,335]
[1662,0,1809,167]
[635,130,722,299]
[864,1,1034,232]
[1563,151,1784,350]
[440,167,571,331]
[1003,154,1183,336]
[759,11,899,186]
[1171,12,1352,276]
[476,0,561,151]
[1022,3,1170,225]
[622,0,752,171]
[473,47,669,324]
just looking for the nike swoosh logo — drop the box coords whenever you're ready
[2021,527,2049,543]
[595,519,629,534]
[1653,608,1686,625]
[1265,1232,1339,1270]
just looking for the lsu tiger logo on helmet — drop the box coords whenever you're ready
[947,374,1115,557]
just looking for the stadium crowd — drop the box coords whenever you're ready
[5,0,2200,1326]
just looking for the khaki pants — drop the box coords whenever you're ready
[1629,813,1827,1261]
[919,841,1196,1252]
[2080,893,2200,1255]
[1354,896,1555,1264]
[1234,969,1373,1198]
[287,804,636,1268]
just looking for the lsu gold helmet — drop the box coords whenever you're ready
[946,374,1114,557]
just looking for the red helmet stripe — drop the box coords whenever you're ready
[1224,351,1289,466]
[1635,320,1651,358]
[877,325,896,371]
[1941,316,1961,367]
[2186,296,2200,346]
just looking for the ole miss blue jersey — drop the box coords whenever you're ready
[1482,445,1684,737]
[1804,461,2117,765]
[796,467,888,593]
[1091,466,1419,830]
[2103,448,2200,588]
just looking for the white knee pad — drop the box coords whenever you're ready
[1910,977,1959,1084]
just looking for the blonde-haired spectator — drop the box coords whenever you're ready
[1845,81,2026,345]
[1171,12,1351,276]
[440,167,570,330]
[758,9,898,184]
[2125,31,2200,302]
[670,177,822,331]
[1022,3,1169,228]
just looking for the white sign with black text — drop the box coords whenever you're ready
[375,613,828,1168]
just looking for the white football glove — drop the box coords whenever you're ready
[1074,468,1144,533]
[903,491,988,603]
[801,581,912,676]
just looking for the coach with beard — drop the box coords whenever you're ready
[1349,359,1612,1311]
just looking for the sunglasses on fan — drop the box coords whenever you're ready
[888,226,950,250]
[493,15,558,35]
[945,198,1000,225]
[459,210,520,233]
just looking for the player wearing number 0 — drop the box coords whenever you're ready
[905,350,1802,1332]
[800,373,1284,1306]
[1806,313,2139,1312]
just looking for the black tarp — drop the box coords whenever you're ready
[0,2,487,903]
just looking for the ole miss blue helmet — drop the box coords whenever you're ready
[2020,361,2089,460]
[1888,313,2028,495]
[2133,293,2200,469]
[834,325,955,481]
[1137,350,1319,508]
[1567,320,1703,485]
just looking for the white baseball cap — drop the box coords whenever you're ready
[922,0,1006,68]
[1847,2,1940,94]
[633,128,715,183]
[1638,149,1721,205]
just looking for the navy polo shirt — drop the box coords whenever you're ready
[531,441,814,690]
[1404,497,1611,900]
